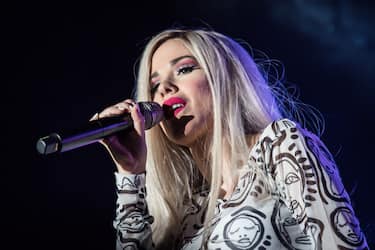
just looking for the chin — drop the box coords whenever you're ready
[165,130,198,147]
[161,115,211,147]
[167,126,209,148]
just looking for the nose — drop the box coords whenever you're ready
[159,80,178,98]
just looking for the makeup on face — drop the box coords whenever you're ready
[163,96,187,118]
[149,55,200,97]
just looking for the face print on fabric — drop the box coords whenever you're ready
[220,206,273,249]
[331,207,364,247]
[271,200,324,249]
[284,170,304,219]
[226,215,262,249]
[277,158,305,221]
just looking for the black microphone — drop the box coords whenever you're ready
[36,102,164,155]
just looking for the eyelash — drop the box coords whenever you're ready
[177,64,197,75]
[150,65,198,96]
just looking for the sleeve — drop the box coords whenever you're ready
[264,119,368,249]
[113,172,155,250]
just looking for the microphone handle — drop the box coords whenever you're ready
[36,115,133,155]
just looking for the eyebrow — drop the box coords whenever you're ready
[150,55,196,80]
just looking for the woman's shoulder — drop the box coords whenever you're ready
[250,117,336,175]
[249,117,320,158]
[256,118,301,143]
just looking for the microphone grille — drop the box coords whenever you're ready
[139,102,164,129]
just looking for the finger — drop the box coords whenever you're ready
[116,99,144,135]
[99,103,131,119]
[129,102,145,137]
[94,99,136,120]
[114,102,129,111]
[122,99,136,105]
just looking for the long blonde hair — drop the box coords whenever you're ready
[134,28,323,248]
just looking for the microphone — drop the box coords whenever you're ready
[36,102,164,155]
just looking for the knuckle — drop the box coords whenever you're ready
[123,99,135,104]
[115,103,126,111]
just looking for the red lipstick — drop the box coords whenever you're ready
[163,97,186,118]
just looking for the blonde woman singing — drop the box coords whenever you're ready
[95,28,368,249]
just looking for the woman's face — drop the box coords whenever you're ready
[149,38,212,147]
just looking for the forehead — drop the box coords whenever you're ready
[151,39,191,69]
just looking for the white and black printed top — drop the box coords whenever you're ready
[113,118,368,249]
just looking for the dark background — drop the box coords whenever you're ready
[4,1,374,249]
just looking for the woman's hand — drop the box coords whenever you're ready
[90,99,147,174]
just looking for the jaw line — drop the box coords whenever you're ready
[161,115,194,141]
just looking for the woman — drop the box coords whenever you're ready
[95,29,368,249]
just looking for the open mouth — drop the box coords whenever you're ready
[171,103,185,116]
[163,97,186,119]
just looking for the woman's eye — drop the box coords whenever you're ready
[177,65,196,76]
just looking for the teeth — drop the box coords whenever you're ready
[172,103,184,110]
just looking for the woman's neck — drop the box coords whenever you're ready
[189,132,262,199]
[221,132,263,199]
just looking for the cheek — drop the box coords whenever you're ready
[193,80,213,127]
[151,94,162,105]
[194,79,212,109]
[197,76,210,93]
